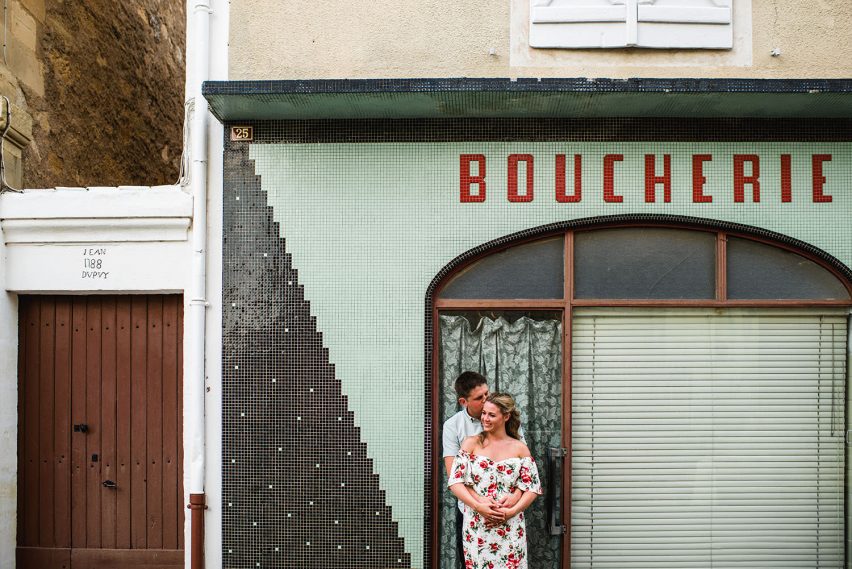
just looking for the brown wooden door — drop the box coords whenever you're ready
[17,295,184,569]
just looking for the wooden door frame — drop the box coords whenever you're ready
[426,217,852,569]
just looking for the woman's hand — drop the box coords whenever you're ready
[475,498,506,524]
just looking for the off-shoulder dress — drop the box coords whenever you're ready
[448,449,542,569]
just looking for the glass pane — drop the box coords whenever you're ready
[727,237,850,299]
[439,237,564,299]
[574,228,716,299]
[439,312,563,569]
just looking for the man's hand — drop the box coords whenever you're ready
[498,489,522,510]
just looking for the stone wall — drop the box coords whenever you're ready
[0,0,185,189]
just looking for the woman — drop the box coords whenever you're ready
[448,393,542,569]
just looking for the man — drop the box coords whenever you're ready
[442,371,523,565]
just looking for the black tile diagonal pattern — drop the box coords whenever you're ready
[222,144,411,569]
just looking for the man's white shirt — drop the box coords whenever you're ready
[442,408,484,460]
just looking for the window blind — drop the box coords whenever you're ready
[571,309,846,568]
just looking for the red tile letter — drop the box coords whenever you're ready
[692,154,713,203]
[780,154,792,203]
[813,154,832,203]
[603,154,624,203]
[556,154,582,203]
[734,154,760,203]
[644,154,672,203]
[508,154,534,203]
[460,154,486,202]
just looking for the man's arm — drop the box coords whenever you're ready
[442,418,461,476]
[444,456,456,476]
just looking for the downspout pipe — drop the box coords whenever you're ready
[187,1,211,568]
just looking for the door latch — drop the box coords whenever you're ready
[73,424,89,433]
[102,480,117,489]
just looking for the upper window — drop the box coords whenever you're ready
[439,236,564,299]
[574,228,716,299]
[529,0,733,49]
[437,226,852,303]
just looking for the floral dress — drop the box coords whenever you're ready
[448,449,542,569]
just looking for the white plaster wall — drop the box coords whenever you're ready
[0,228,17,569]
[229,0,852,79]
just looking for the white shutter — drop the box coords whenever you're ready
[571,309,846,568]
[637,0,733,48]
[529,0,734,49]
[529,0,629,48]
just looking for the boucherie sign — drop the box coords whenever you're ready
[459,153,837,204]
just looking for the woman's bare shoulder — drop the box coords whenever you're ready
[513,440,532,458]
[460,436,479,452]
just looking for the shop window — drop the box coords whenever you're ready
[439,236,564,299]
[529,0,733,49]
[573,228,716,299]
[434,223,852,569]
[727,237,851,300]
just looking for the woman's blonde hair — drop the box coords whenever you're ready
[478,392,521,442]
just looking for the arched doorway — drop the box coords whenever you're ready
[430,219,852,569]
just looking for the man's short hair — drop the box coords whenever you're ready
[454,371,487,399]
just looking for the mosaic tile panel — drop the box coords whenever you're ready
[222,146,410,569]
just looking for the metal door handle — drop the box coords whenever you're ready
[102,480,117,489]
[547,447,567,536]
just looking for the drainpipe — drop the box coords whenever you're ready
[187,1,211,568]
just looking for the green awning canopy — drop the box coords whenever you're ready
[202,78,852,121]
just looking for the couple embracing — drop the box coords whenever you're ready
[442,371,542,569]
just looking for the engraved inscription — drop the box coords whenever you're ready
[81,247,110,280]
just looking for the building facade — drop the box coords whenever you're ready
[2,1,852,569]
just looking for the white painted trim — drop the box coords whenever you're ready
[0,186,192,219]
[2,218,191,243]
